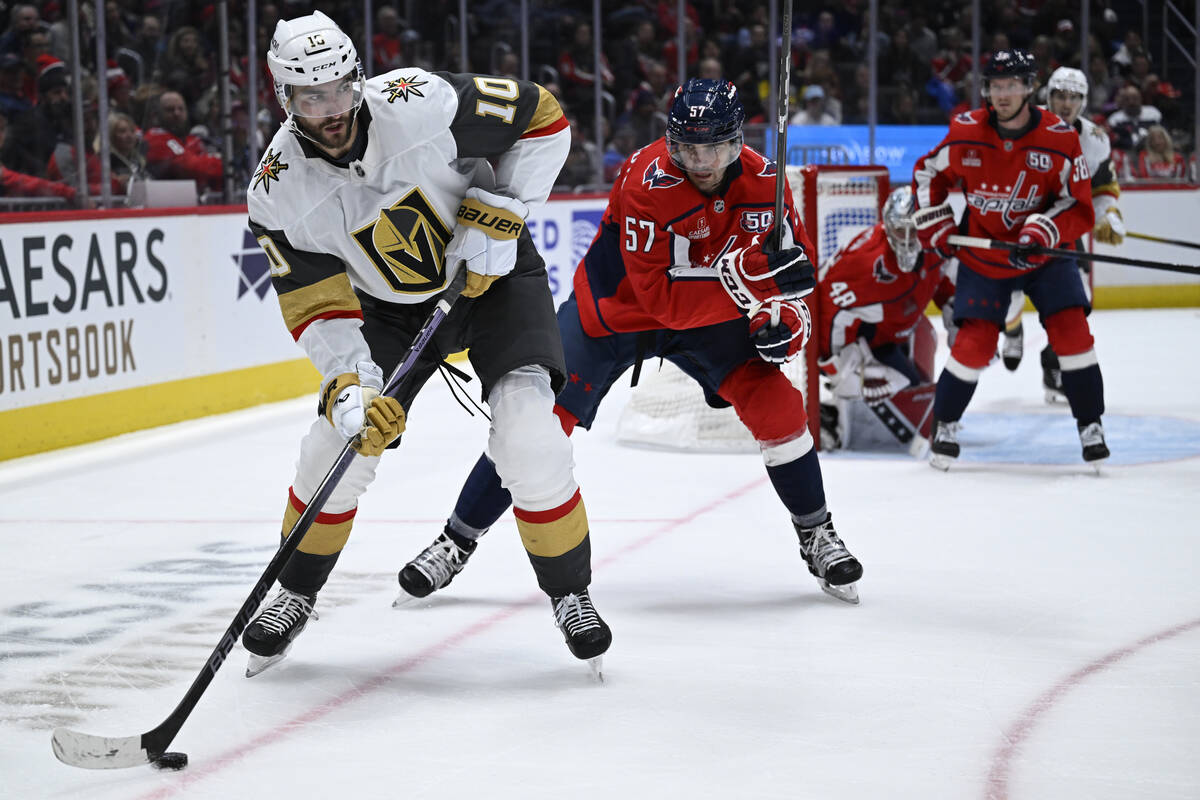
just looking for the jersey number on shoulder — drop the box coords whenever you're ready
[829,281,856,308]
[257,236,292,277]
[624,216,655,252]
[473,77,519,124]
[1072,154,1091,183]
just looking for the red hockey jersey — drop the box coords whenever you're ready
[816,223,953,358]
[574,138,814,336]
[912,107,1094,279]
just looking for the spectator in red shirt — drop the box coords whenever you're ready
[372,5,405,75]
[1131,125,1187,180]
[143,89,224,190]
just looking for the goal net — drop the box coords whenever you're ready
[616,164,889,453]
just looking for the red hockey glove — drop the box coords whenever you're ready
[748,300,811,364]
[716,234,815,308]
[1009,213,1058,270]
[912,202,956,259]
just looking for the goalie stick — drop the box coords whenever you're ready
[768,0,792,252]
[50,266,469,770]
[947,234,1200,276]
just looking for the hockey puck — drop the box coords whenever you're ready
[152,752,188,770]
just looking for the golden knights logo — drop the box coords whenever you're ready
[382,75,428,103]
[252,148,288,193]
[352,188,452,294]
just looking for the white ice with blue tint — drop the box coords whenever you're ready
[1,309,1198,799]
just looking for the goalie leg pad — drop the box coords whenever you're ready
[719,359,810,449]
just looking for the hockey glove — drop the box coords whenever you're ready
[913,202,957,258]
[749,299,811,364]
[320,362,406,456]
[716,234,815,308]
[1093,206,1125,245]
[1009,213,1058,270]
[445,188,529,298]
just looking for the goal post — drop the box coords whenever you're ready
[615,164,890,453]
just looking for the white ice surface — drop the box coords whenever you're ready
[1,309,1198,800]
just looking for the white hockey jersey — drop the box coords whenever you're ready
[247,68,569,344]
[1076,115,1120,219]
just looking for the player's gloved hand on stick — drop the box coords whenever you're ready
[1009,213,1058,270]
[717,232,815,306]
[445,187,529,298]
[749,299,811,364]
[913,202,957,258]
[1093,206,1125,245]
[320,361,406,456]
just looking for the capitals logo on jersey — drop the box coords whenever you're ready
[872,255,896,284]
[351,187,452,294]
[642,157,684,189]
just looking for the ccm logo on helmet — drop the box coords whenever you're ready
[313,60,338,71]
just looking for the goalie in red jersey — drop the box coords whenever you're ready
[816,186,955,451]
[912,49,1109,469]
[395,79,864,605]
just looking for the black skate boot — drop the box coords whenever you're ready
[242,588,318,677]
[929,419,961,471]
[1001,321,1024,371]
[1041,345,1065,404]
[795,514,863,604]
[394,528,478,606]
[551,589,611,678]
[1078,420,1110,465]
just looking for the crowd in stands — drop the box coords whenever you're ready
[0,0,1194,210]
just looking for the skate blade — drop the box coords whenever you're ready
[245,649,289,678]
[587,655,605,683]
[391,590,424,608]
[820,580,860,605]
[929,452,954,471]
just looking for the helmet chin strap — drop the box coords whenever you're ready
[286,101,361,148]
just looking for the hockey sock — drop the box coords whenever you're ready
[1059,362,1105,423]
[450,453,514,535]
[766,449,828,526]
[933,368,977,422]
[515,490,592,596]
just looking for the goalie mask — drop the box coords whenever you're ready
[882,186,921,272]
[1046,66,1088,124]
[268,11,364,122]
[665,78,745,173]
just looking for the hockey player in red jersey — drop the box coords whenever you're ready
[816,186,954,449]
[912,49,1108,469]
[397,78,864,605]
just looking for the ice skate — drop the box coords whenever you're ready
[1001,321,1023,371]
[929,419,961,471]
[551,589,611,679]
[393,528,478,606]
[242,588,318,677]
[1078,421,1110,469]
[795,514,862,605]
[1041,345,1066,404]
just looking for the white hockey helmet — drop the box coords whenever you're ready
[1046,66,1088,123]
[267,10,364,118]
[882,186,920,272]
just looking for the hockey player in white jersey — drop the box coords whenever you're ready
[999,66,1124,402]
[241,11,610,676]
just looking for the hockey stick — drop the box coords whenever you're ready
[1126,231,1200,251]
[947,234,1200,276]
[50,267,469,770]
[768,0,792,252]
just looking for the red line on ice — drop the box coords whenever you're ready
[984,616,1200,799]
[134,476,768,799]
